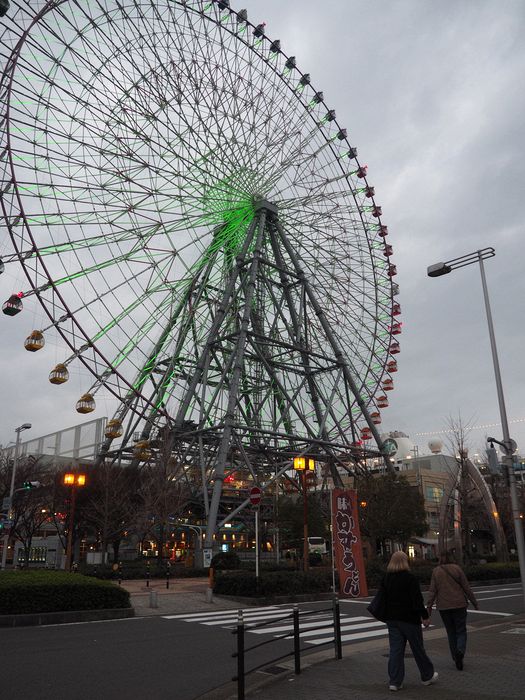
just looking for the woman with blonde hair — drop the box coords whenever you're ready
[382,551,438,692]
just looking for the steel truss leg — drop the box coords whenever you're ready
[272,216,393,472]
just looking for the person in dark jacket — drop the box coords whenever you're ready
[383,551,438,692]
[426,551,479,670]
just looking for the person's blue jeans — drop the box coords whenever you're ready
[439,607,468,659]
[387,620,434,687]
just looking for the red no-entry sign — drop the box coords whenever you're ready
[249,486,262,506]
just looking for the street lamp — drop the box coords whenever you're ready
[1,423,31,570]
[63,472,86,571]
[293,456,315,572]
[428,247,525,608]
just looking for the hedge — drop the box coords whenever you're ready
[365,559,522,588]
[0,571,131,615]
[213,569,334,597]
[79,561,208,580]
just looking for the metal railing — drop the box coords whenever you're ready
[232,597,342,699]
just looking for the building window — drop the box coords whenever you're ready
[425,485,444,503]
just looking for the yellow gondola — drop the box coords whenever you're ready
[105,418,123,439]
[76,393,96,414]
[24,330,45,352]
[49,363,69,384]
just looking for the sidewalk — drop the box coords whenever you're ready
[122,580,525,699]
[243,613,525,700]
[121,577,244,616]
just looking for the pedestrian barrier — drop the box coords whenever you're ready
[232,597,342,699]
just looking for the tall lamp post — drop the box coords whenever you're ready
[293,456,315,572]
[428,247,525,609]
[63,472,86,571]
[1,423,31,570]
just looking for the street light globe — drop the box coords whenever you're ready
[428,438,443,454]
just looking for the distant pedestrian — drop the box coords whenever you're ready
[383,551,438,692]
[426,552,479,670]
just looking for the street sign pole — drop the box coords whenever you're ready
[255,506,259,580]
[249,486,262,580]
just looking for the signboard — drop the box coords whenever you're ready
[203,547,213,568]
[249,486,262,506]
[331,489,368,598]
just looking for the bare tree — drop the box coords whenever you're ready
[5,457,52,565]
[136,429,191,566]
[439,415,507,563]
[84,461,140,563]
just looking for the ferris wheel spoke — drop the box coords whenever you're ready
[2,1,398,477]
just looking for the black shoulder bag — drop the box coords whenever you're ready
[367,577,388,622]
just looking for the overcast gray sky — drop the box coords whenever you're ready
[1,0,524,457]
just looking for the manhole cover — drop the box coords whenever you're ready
[260,665,289,675]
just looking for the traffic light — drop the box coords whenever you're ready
[22,480,41,490]
[0,1,9,19]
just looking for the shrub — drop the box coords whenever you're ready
[0,570,131,615]
[213,569,334,597]
[79,560,208,580]
[465,562,520,581]
[211,551,241,570]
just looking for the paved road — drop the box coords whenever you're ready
[1,581,522,700]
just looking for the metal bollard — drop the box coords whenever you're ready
[293,604,301,675]
[166,563,171,589]
[146,562,150,587]
[333,596,342,659]
[236,610,245,700]
[149,590,158,609]
[118,561,122,586]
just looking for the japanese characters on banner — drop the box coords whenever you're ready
[331,488,368,597]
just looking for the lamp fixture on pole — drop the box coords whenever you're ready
[1,423,32,570]
[63,472,86,571]
[294,456,315,572]
[427,247,525,609]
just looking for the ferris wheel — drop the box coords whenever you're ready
[0,1,400,523]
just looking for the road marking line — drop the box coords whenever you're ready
[308,628,389,645]
[468,609,513,616]
[163,605,281,620]
[202,610,296,626]
[474,594,522,602]
[249,616,372,635]
[474,587,521,594]
[299,620,386,638]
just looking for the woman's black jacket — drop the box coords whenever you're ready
[382,570,429,625]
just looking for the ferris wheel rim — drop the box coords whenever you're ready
[0,0,397,426]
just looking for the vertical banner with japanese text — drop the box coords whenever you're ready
[331,488,368,597]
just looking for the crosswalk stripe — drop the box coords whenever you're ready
[302,620,386,638]
[202,610,294,626]
[162,606,398,646]
[468,609,513,616]
[475,594,521,602]
[163,605,282,620]
[250,615,371,635]
[309,628,390,645]
[474,586,521,594]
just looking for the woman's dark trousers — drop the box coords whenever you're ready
[439,607,468,659]
[386,621,434,687]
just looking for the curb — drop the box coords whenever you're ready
[0,606,135,628]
